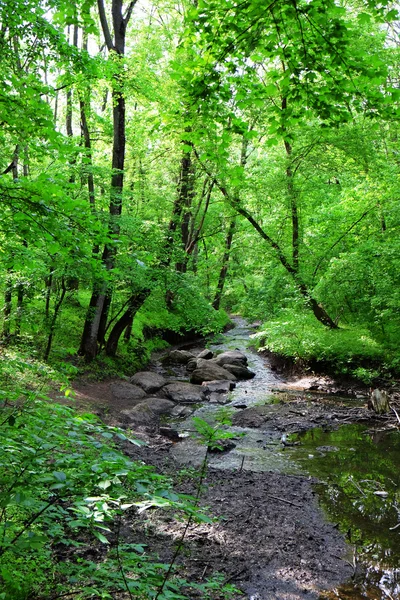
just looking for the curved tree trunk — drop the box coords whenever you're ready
[105,289,150,356]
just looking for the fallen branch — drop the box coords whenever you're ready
[391,405,400,426]
[266,494,302,508]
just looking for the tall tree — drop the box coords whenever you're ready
[79,0,137,361]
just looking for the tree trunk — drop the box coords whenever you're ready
[44,279,67,361]
[213,217,235,310]
[105,289,150,356]
[2,271,12,340]
[79,0,133,361]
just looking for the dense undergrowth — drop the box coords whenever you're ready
[0,356,238,600]
[251,310,398,384]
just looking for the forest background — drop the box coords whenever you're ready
[1,0,400,382]
[1,0,400,597]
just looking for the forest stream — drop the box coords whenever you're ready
[155,318,400,600]
[74,318,400,600]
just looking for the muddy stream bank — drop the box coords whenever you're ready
[73,318,400,600]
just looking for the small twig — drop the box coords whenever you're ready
[238,456,245,472]
[266,494,302,508]
[389,522,400,531]
[200,564,209,580]
[348,476,366,498]
[223,567,247,584]
[391,405,400,426]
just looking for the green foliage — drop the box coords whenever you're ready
[192,415,239,451]
[0,386,234,600]
[252,310,390,379]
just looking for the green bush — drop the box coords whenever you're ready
[0,389,236,600]
[251,310,390,379]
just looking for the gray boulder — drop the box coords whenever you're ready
[142,397,175,415]
[164,382,207,404]
[130,371,167,394]
[120,397,175,429]
[197,349,214,359]
[214,351,248,367]
[186,358,198,372]
[110,382,146,404]
[171,405,194,418]
[167,350,196,364]
[120,404,158,428]
[223,364,255,380]
[202,380,236,394]
[190,360,237,384]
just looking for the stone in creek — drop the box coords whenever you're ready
[223,363,255,380]
[120,398,175,428]
[110,382,146,404]
[171,405,194,418]
[130,371,167,394]
[190,360,237,384]
[166,349,196,364]
[186,358,198,372]
[232,406,269,428]
[164,382,207,404]
[197,349,214,359]
[159,427,181,441]
[213,351,248,367]
[202,380,236,394]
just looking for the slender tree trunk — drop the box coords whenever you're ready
[2,270,12,340]
[284,138,299,272]
[212,137,248,309]
[213,217,236,310]
[44,279,67,361]
[45,268,53,321]
[79,0,133,361]
[105,289,150,356]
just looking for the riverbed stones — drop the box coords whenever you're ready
[164,382,207,404]
[232,406,269,428]
[186,358,198,372]
[110,382,146,404]
[130,371,167,394]
[166,350,195,364]
[190,360,237,384]
[223,363,256,379]
[171,405,194,418]
[120,398,175,428]
[213,350,248,367]
[197,349,214,359]
[141,397,175,414]
[202,380,236,393]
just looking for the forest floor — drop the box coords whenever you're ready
[53,333,400,600]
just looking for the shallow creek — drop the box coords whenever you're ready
[165,318,400,600]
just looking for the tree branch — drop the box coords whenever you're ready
[97,0,114,51]
[124,0,138,26]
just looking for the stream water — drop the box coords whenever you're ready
[167,318,400,600]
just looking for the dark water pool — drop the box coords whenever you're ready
[287,425,400,600]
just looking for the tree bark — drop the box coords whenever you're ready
[80,0,134,361]
[105,289,150,356]
[44,279,67,361]
[213,217,236,310]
